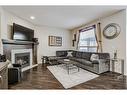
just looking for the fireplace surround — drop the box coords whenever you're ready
[11,49,32,71]
[2,39,39,71]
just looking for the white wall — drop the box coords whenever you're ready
[0,7,36,54]
[101,10,126,75]
[1,7,126,74]
[35,26,72,63]
[0,7,72,63]
[0,7,4,54]
[126,9,127,76]
[1,10,35,39]
[71,10,126,75]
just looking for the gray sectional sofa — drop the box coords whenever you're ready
[55,50,110,74]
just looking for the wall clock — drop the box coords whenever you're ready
[103,23,121,39]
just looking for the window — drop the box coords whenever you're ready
[78,25,97,52]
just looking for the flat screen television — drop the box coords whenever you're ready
[13,23,34,41]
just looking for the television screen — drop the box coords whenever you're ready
[13,23,34,41]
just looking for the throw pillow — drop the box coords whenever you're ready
[6,59,13,68]
[67,52,72,57]
[90,54,99,61]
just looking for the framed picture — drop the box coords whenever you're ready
[49,36,62,46]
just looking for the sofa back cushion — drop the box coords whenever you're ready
[82,52,92,60]
[56,51,68,57]
[76,51,83,58]
[89,52,110,60]
[98,53,110,59]
[71,51,77,57]
[71,51,110,61]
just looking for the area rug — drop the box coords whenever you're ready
[47,64,99,89]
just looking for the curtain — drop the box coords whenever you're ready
[0,39,3,54]
[76,22,103,52]
[96,22,103,53]
[77,25,98,52]
[94,25,99,52]
[76,30,80,50]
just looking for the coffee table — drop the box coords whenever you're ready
[57,59,80,74]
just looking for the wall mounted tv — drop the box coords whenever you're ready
[13,23,34,41]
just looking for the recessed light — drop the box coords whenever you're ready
[30,16,35,20]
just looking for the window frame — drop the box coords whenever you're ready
[78,25,98,52]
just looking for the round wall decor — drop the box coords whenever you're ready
[103,23,121,39]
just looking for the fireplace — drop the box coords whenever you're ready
[15,52,30,68]
[11,49,32,71]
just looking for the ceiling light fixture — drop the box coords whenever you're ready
[30,16,35,20]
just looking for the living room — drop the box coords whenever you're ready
[0,5,127,90]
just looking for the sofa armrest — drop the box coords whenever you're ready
[91,58,109,64]
[92,60,99,64]
[98,59,110,63]
[97,58,110,74]
[92,59,108,64]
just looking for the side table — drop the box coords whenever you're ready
[41,56,48,66]
[110,58,124,78]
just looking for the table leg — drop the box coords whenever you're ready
[112,60,115,72]
[121,59,124,75]
[78,67,79,72]
[68,67,69,74]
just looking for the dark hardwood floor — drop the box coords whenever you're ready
[9,64,127,89]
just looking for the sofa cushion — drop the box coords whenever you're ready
[81,59,93,67]
[99,53,110,59]
[69,57,93,67]
[82,52,91,61]
[56,51,68,57]
[76,52,82,58]
[74,58,83,63]
[69,57,81,62]
[71,51,77,57]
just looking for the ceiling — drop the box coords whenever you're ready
[3,6,126,30]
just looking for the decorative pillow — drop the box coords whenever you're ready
[6,59,13,68]
[90,54,99,61]
[67,52,72,57]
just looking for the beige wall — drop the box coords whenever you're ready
[0,7,72,64]
[0,7,36,54]
[0,7,126,74]
[1,10,35,39]
[35,26,72,63]
[0,7,4,54]
[71,10,126,75]
[101,10,126,75]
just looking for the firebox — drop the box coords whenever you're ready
[11,49,32,71]
[15,52,30,68]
